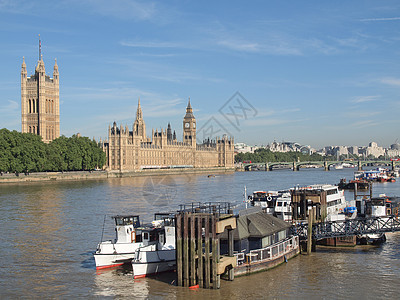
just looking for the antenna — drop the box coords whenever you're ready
[38,34,41,61]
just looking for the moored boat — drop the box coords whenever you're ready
[94,215,143,270]
[131,214,176,279]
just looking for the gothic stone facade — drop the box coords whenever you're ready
[104,100,234,171]
[21,56,60,143]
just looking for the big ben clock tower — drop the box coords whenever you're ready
[183,98,196,147]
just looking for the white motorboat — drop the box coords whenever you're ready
[274,191,292,222]
[94,215,144,270]
[132,215,176,279]
[94,213,174,270]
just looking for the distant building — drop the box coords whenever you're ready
[21,37,60,143]
[361,142,385,158]
[268,141,314,154]
[234,143,259,153]
[387,143,400,158]
[103,99,234,171]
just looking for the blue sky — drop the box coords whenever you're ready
[1,0,400,149]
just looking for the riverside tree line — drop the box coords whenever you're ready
[0,129,106,173]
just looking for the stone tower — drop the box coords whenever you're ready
[21,36,60,143]
[183,98,196,147]
[133,98,146,141]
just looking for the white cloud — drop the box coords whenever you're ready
[351,95,380,103]
[82,0,156,21]
[0,100,19,112]
[350,120,379,128]
[360,17,400,22]
[380,77,400,86]
[120,40,182,48]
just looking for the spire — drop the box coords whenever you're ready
[21,57,26,72]
[136,97,142,119]
[184,97,194,119]
[53,58,59,75]
[38,34,42,61]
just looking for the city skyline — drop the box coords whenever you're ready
[1,1,400,148]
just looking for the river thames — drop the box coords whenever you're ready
[1,168,399,298]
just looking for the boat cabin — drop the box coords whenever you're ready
[112,215,141,244]
[220,208,291,255]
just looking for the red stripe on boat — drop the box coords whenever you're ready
[96,263,124,270]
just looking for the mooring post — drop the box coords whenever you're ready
[211,215,219,289]
[183,213,189,287]
[307,209,313,255]
[176,213,183,286]
[197,216,203,288]
[228,227,234,281]
[204,216,210,289]
[311,207,317,252]
[190,214,196,287]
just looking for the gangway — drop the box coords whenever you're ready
[291,215,400,240]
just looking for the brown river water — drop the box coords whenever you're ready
[0,169,399,298]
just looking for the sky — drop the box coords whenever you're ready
[0,0,400,149]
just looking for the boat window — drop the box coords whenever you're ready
[136,234,143,242]
[327,189,338,195]
[150,231,158,241]
[277,202,283,207]
[143,232,149,240]
[114,216,140,227]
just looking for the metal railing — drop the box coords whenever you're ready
[234,236,299,265]
[177,202,233,215]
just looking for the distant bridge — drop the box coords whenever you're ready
[291,216,400,240]
[242,160,399,171]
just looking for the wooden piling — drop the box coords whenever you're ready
[204,216,210,289]
[183,213,189,287]
[175,204,236,289]
[176,213,183,286]
[190,215,196,287]
[307,209,313,254]
[197,216,203,287]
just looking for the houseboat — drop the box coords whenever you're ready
[219,208,299,276]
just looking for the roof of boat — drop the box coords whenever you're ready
[111,215,140,219]
[220,209,290,240]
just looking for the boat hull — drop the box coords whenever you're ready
[132,249,176,279]
[94,252,136,269]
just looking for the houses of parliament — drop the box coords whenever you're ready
[20,39,234,171]
[104,99,235,171]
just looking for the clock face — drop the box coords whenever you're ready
[193,122,196,128]
[185,122,190,128]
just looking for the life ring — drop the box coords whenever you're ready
[267,196,272,201]
[131,230,136,243]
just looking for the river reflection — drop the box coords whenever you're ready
[0,169,399,298]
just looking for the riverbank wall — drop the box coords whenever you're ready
[0,167,235,184]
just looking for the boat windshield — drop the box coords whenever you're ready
[114,216,140,227]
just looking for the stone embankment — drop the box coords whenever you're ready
[0,168,235,183]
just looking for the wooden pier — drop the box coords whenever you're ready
[175,202,236,289]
